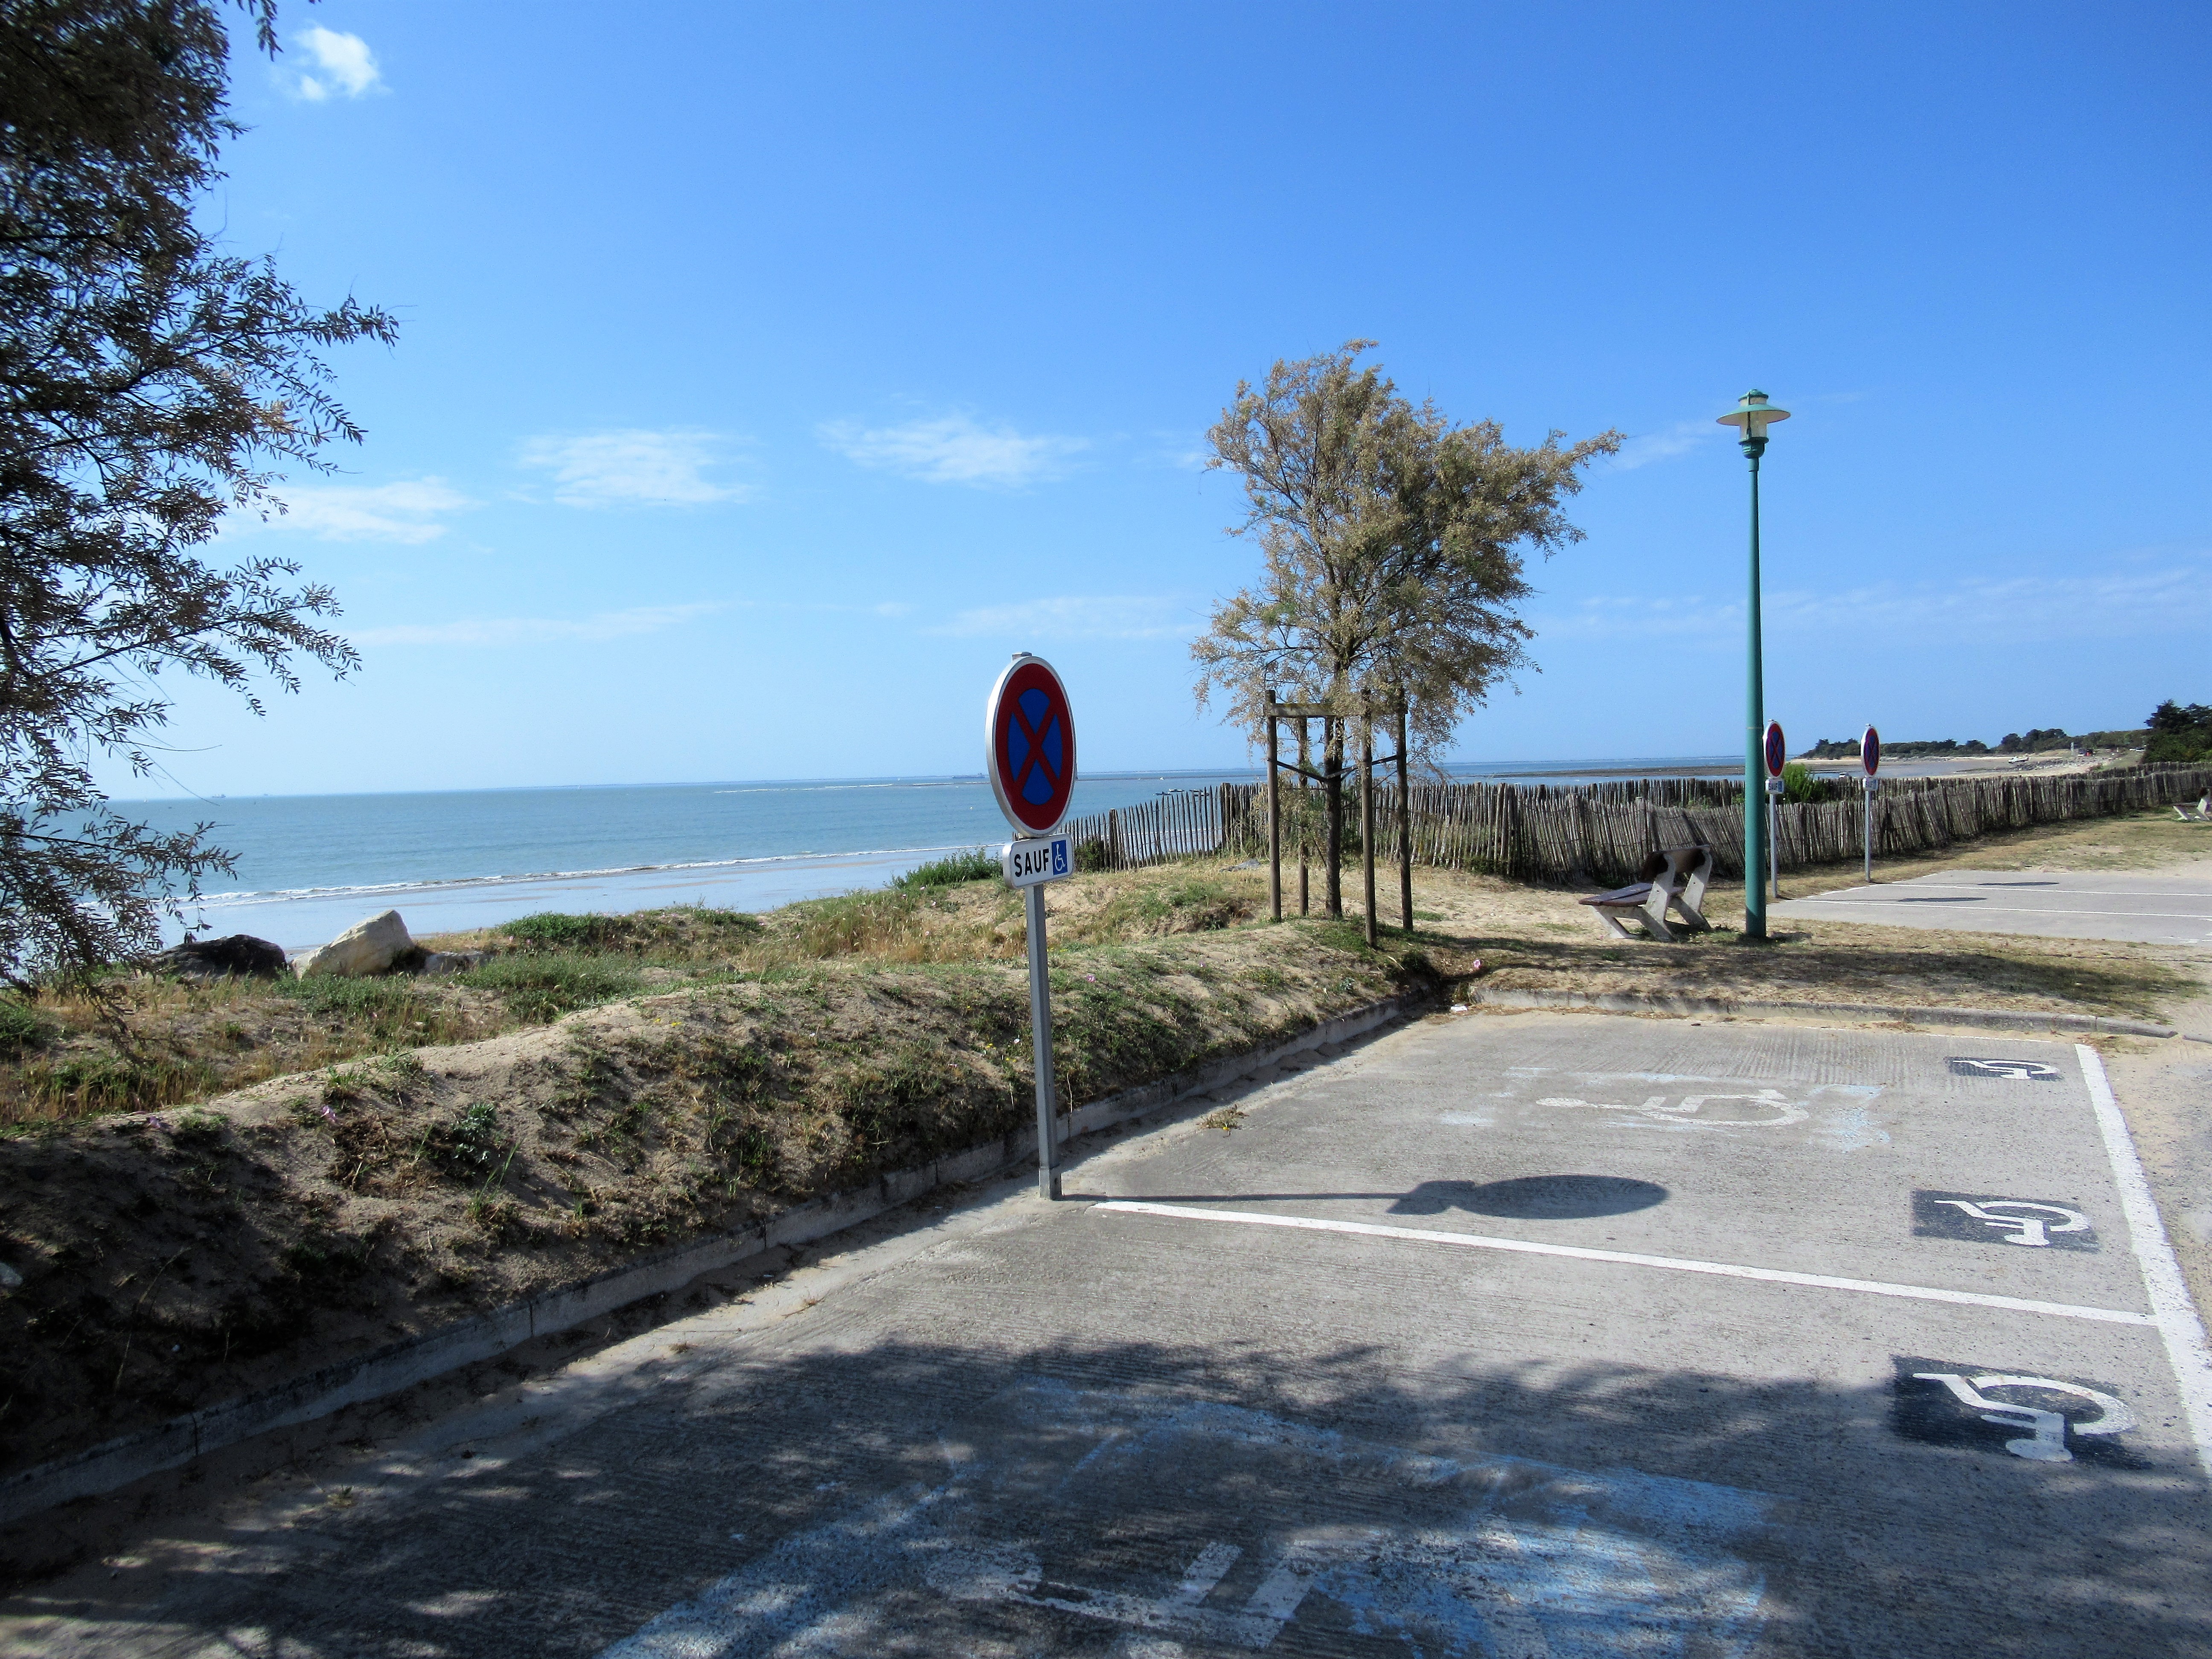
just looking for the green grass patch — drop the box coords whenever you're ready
[0,1000,53,1057]
[456,954,644,1022]
[501,907,761,957]
[894,848,1000,889]
[1084,875,1248,937]
[17,1054,215,1118]
[416,1102,513,1183]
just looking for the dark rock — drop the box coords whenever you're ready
[148,934,289,981]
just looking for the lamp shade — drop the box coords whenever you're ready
[1716,388,1791,436]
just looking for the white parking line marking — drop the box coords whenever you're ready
[1836,883,2212,900]
[2076,1043,2212,1473]
[1094,1202,2156,1327]
[1786,900,2212,922]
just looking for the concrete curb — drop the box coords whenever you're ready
[0,995,1411,1526]
[1464,986,2177,1039]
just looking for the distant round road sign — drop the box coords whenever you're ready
[986,655,1078,836]
[1764,720,1787,778]
[1862,725,1881,777]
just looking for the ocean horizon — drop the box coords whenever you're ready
[121,758,1740,951]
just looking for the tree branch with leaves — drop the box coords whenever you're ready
[0,0,396,984]
[1193,341,1619,910]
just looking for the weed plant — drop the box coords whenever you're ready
[894,848,1000,889]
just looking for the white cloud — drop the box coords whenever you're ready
[291,26,382,101]
[1610,419,1725,471]
[1536,555,2212,645]
[819,413,1088,488]
[1150,431,1213,471]
[931,595,1196,641]
[516,430,744,508]
[352,604,723,649]
[239,479,473,544]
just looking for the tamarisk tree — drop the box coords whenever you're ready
[1192,341,1619,914]
[0,0,394,982]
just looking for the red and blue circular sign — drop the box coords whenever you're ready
[1861,725,1881,777]
[1764,720,1786,778]
[986,655,1077,835]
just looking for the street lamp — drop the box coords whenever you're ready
[1717,388,1790,939]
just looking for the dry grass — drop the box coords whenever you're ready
[0,903,1422,1476]
[0,808,2200,1486]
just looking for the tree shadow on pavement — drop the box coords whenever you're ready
[10,1327,2206,1659]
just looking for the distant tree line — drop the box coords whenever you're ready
[1801,701,2207,763]
[2146,701,2212,764]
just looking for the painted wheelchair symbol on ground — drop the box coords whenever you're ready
[1893,1359,2140,1464]
[1535,1088,1809,1130]
[601,1386,1779,1658]
[1914,1189,2097,1250]
[1947,1057,2063,1081]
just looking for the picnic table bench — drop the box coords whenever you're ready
[1578,844,1715,942]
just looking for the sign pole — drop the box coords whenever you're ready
[1265,689,1281,923]
[1023,883,1059,1200]
[1359,705,1378,948]
[1396,697,1413,931]
[984,652,1079,1204]
[1763,719,1787,905]
[1297,720,1310,916]
[1860,724,1882,886]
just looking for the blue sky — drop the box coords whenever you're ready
[117,1,2209,797]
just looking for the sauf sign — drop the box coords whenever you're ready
[1003,834,1072,887]
[985,654,1077,1199]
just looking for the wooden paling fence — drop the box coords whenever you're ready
[1065,766,2212,887]
[1061,789,1239,873]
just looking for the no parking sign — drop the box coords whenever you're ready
[986,655,1077,837]
[984,652,1079,1202]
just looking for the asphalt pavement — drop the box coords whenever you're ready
[1770,863,2212,946]
[6,1011,2210,1656]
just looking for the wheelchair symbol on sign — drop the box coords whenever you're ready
[1912,1373,2136,1462]
[1948,1057,2062,1081]
[1932,1199,2088,1248]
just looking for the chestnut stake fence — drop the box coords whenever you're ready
[1058,766,2212,888]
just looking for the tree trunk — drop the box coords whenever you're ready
[1296,718,1311,915]
[1325,716,1344,917]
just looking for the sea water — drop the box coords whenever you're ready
[117,758,1735,950]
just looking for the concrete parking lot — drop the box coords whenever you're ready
[7,1011,2209,1656]
[1771,863,2212,946]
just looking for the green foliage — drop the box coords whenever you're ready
[1089,876,1246,936]
[0,999,53,1056]
[1999,727,2073,754]
[1193,341,1622,765]
[1778,762,1833,804]
[501,912,606,949]
[417,1102,512,1183]
[18,1053,212,1117]
[455,955,643,1022]
[170,1106,225,1144]
[501,906,760,957]
[894,848,1001,889]
[276,974,428,1018]
[1805,735,1988,760]
[1074,837,1110,873]
[0,1,395,984]
[2146,701,2212,764]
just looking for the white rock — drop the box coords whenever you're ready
[294,910,414,978]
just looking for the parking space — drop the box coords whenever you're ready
[9,1013,2211,1657]
[1770,864,2212,944]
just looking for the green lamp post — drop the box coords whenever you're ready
[1717,389,1790,939]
